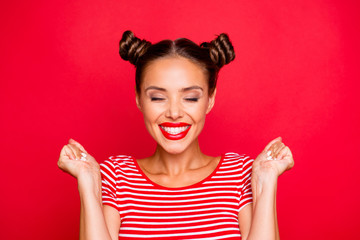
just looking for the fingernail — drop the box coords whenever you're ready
[267,150,272,156]
[81,153,87,158]
[267,156,273,160]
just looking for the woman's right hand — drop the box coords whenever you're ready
[58,139,100,182]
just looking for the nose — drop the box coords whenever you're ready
[165,98,183,120]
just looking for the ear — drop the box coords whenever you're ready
[135,90,142,111]
[206,88,216,114]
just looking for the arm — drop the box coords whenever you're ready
[247,172,278,240]
[78,174,119,240]
[239,175,278,240]
[239,137,294,240]
[58,139,120,240]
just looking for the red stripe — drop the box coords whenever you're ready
[99,152,253,239]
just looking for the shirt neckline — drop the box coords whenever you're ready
[131,153,225,191]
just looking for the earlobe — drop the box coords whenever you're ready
[206,88,216,114]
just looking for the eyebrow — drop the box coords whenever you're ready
[181,86,203,92]
[145,86,166,92]
[145,86,203,92]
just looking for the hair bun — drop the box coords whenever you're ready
[200,33,235,69]
[119,30,152,65]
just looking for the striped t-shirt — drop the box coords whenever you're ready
[100,152,254,239]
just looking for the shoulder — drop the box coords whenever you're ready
[100,154,138,174]
[221,152,255,170]
[223,152,254,163]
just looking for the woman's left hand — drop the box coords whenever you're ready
[252,137,294,180]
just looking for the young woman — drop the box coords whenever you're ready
[58,31,294,240]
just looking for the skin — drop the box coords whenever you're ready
[135,57,219,187]
[58,56,294,240]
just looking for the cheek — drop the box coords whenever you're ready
[186,101,209,117]
[141,102,163,123]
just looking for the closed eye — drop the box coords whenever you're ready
[151,97,165,101]
[185,98,198,102]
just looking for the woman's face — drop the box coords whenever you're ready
[136,56,216,155]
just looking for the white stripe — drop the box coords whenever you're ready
[101,184,113,192]
[239,200,252,211]
[242,172,252,183]
[243,186,252,194]
[116,184,239,193]
[243,159,254,168]
[100,170,117,187]
[101,187,115,197]
[121,207,238,217]
[204,180,241,184]
[118,167,138,172]
[219,162,243,169]
[223,153,240,157]
[187,234,241,240]
[121,221,238,231]
[239,196,253,205]
[222,159,242,165]
[242,167,252,177]
[242,192,252,198]
[120,227,239,238]
[118,196,239,204]
[212,173,242,178]
[110,155,132,161]
[224,154,248,160]
[101,163,117,179]
[102,195,115,200]
[118,176,147,181]
[115,190,239,199]
[124,216,237,225]
[217,168,242,174]
[122,211,236,220]
[118,201,238,209]
[118,180,152,187]
[114,155,133,158]
[115,169,142,177]
[102,200,118,208]
[100,160,115,169]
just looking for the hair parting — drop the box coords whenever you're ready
[119,30,235,95]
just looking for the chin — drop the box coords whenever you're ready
[158,141,189,155]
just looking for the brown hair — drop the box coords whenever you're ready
[119,30,235,95]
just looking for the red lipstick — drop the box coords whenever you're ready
[159,122,191,140]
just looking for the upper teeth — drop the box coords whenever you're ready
[161,126,189,135]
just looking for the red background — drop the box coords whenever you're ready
[1,0,359,239]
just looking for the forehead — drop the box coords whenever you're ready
[141,57,208,90]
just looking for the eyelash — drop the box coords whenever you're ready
[151,97,165,101]
[150,97,199,102]
[185,98,198,102]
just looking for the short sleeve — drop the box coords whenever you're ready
[100,159,119,211]
[239,155,254,211]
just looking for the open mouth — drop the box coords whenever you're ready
[158,122,191,140]
[160,125,190,134]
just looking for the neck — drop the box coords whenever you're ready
[151,139,207,176]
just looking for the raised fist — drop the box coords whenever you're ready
[58,139,100,181]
